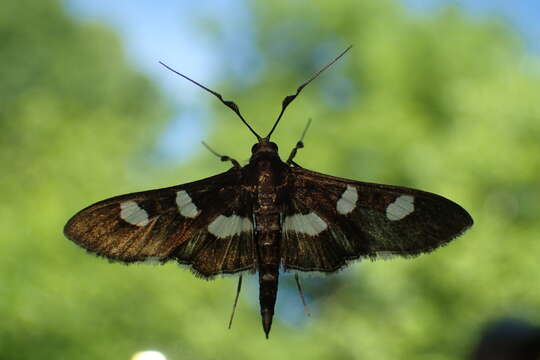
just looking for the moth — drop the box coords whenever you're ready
[64,46,473,338]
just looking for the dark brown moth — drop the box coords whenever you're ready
[64,46,473,338]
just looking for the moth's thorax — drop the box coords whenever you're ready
[251,156,289,189]
[253,157,287,207]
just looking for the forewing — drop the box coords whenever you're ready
[64,169,257,278]
[281,167,473,272]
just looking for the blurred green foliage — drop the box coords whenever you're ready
[2,0,540,359]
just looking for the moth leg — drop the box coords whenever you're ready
[294,273,311,317]
[287,118,312,165]
[228,275,243,329]
[202,141,241,169]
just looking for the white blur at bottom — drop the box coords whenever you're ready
[131,350,167,360]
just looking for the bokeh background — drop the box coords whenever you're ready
[2,1,540,359]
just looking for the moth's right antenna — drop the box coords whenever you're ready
[266,45,352,139]
[159,62,262,141]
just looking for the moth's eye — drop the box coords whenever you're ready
[251,144,259,153]
[270,142,278,151]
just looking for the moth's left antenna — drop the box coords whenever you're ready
[159,61,262,140]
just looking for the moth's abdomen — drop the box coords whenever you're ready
[257,229,280,339]
[254,209,282,338]
[253,158,287,338]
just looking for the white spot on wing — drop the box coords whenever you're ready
[283,212,327,236]
[176,190,200,218]
[337,185,358,215]
[120,201,149,226]
[208,214,253,239]
[386,195,414,221]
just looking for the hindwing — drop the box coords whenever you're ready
[280,167,473,272]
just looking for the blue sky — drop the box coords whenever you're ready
[65,0,540,160]
[66,0,255,160]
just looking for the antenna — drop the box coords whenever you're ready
[266,45,352,139]
[159,61,261,140]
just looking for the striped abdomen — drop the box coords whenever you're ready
[254,159,284,338]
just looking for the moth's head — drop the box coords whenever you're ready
[251,138,279,157]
